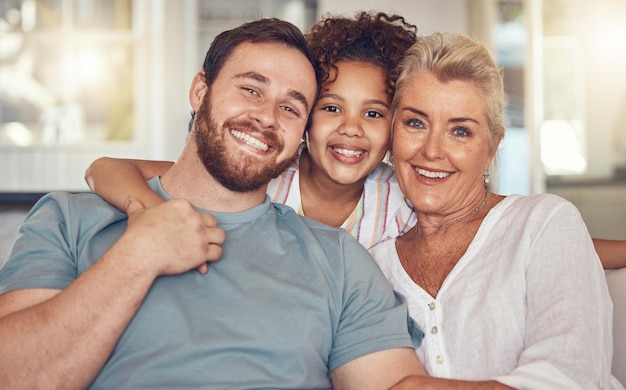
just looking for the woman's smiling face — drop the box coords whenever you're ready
[392,71,498,215]
[306,61,392,185]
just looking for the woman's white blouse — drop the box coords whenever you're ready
[370,194,623,389]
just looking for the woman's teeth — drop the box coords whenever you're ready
[416,168,450,179]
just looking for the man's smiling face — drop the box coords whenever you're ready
[193,41,317,192]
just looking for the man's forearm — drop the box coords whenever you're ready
[0,244,157,389]
[0,198,224,388]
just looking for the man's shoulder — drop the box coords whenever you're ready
[34,191,120,212]
[39,190,109,203]
[26,191,127,229]
[1,192,127,290]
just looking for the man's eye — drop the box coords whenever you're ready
[282,105,302,118]
[243,87,259,96]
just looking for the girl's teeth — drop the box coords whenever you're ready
[333,147,364,157]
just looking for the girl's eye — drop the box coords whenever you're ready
[453,127,470,137]
[365,110,383,119]
[321,105,340,113]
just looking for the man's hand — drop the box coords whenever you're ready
[120,198,225,277]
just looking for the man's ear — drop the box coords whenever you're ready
[189,70,208,111]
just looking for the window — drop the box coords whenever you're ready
[0,0,317,192]
[197,0,317,56]
[0,0,148,192]
[0,0,135,146]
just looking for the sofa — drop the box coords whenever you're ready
[0,207,624,384]
[607,268,626,385]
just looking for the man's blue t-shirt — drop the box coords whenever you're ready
[0,177,419,389]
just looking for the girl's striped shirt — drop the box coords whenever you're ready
[266,152,416,249]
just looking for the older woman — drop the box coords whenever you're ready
[372,32,623,389]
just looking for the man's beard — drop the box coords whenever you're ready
[194,96,298,193]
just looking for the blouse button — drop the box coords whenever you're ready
[428,302,436,310]
[436,355,444,364]
[431,326,438,334]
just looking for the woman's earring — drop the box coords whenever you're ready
[483,169,490,186]
[305,131,311,150]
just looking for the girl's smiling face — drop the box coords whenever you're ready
[306,61,392,185]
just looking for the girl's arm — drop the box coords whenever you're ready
[593,238,626,269]
[85,157,174,211]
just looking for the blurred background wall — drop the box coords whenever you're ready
[0,0,624,240]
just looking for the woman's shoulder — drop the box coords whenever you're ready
[499,192,572,210]
[490,193,578,224]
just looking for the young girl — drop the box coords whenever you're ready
[85,12,626,267]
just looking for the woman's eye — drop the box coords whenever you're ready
[406,118,424,129]
[453,127,470,137]
[365,110,383,118]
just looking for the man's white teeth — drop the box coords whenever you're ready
[333,147,364,157]
[416,168,450,179]
[231,130,269,151]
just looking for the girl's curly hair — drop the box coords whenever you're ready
[305,11,418,96]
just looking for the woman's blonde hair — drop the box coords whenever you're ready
[392,32,505,152]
